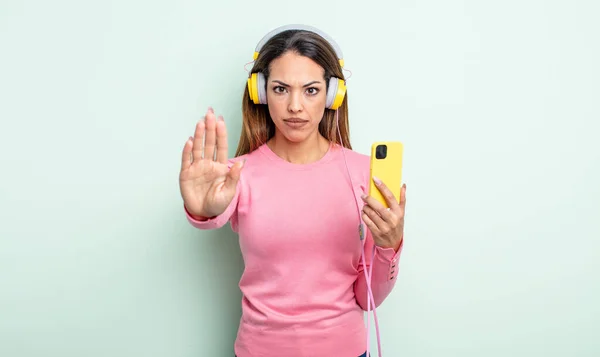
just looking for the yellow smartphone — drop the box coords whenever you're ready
[369,141,404,208]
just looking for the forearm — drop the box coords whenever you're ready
[354,243,403,310]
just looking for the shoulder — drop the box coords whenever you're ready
[224,144,269,181]
[226,145,264,167]
[331,144,370,167]
[328,144,370,185]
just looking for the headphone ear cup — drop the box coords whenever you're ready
[326,77,346,110]
[247,72,267,104]
[247,73,258,104]
[257,72,267,104]
[325,77,338,109]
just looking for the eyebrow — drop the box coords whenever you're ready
[271,80,322,87]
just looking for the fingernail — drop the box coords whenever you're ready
[373,176,382,185]
[361,194,367,200]
[189,136,193,141]
[208,106,214,112]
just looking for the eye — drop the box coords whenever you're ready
[273,86,286,94]
[306,87,319,95]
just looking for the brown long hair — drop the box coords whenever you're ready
[234,29,351,157]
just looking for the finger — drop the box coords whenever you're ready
[363,204,387,231]
[224,159,245,191]
[192,119,205,161]
[362,211,380,236]
[204,108,217,160]
[372,176,401,210]
[215,115,229,164]
[361,193,393,219]
[181,136,193,170]
[399,183,407,214]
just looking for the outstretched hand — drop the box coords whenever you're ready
[361,177,406,251]
[179,107,244,219]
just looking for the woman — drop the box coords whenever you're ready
[179,24,407,357]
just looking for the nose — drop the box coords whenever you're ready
[287,91,303,113]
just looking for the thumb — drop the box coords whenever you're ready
[223,159,245,191]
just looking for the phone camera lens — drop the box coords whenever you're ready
[376,145,387,159]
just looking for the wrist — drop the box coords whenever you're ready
[377,235,403,252]
[184,204,214,221]
[393,234,404,252]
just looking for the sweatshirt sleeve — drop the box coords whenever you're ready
[354,227,403,311]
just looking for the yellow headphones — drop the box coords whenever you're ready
[247,24,347,111]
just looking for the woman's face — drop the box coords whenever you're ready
[266,51,327,144]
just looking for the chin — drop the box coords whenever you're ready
[272,121,316,142]
[281,131,312,143]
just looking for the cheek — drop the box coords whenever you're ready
[266,92,282,111]
[308,96,327,116]
[267,100,287,121]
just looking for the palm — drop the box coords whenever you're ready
[179,108,243,218]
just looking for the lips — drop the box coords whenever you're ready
[283,118,308,123]
[283,118,309,129]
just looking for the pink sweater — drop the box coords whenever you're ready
[185,143,402,357]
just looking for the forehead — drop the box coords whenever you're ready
[268,52,325,81]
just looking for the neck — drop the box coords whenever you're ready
[267,132,330,164]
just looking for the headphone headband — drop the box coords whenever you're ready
[253,24,344,67]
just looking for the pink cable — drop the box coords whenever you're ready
[336,110,382,357]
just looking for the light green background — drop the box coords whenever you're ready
[1,0,598,356]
